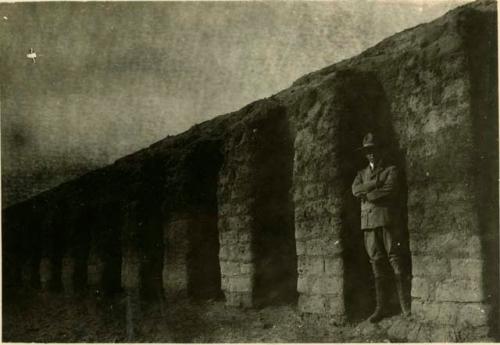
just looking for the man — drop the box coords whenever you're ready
[351,132,411,323]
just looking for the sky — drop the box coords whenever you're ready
[0,0,472,206]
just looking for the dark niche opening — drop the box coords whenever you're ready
[136,198,164,300]
[69,203,91,295]
[337,71,411,321]
[38,201,63,292]
[251,108,298,307]
[184,140,224,300]
[99,201,123,296]
[25,204,43,291]
[2,203,38,295]
[2,207,24,293]
[84,200,123,297]
[134,156,170,300]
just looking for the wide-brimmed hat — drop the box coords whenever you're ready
[355,132,378,152]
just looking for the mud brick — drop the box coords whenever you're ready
[302,183,328,199]
[227,275,253,292]
[218,245,230,260]
[414,232,482,258]
[240,263,255,275]
[324,295,346,316]
[296,240,306,255]
[436,302,460,325]
[297,276,312,293]
[219,230,238,245]
[311,276,343,295]
[411,277,431,300]
[225,215,252,233]
[435,279,485,302]
[324,257,343,275]
[294,223,322,240]
[412,298,424,316]
[219,261,240,276]
[457,303,490,327]
[412,255,449,277]
[305,239,327,256]
[324,238,343,256]
[234,243,254,262]
[238,232,251,243]
[297,255,324,275]
[450,258,483,280]
[221,276,230,291]
[218,203,232,216]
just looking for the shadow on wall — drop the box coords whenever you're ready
[337,71,411,321]
[95,200,124,297]
[251,109,298,307]
[184,140,225,300]
[69,202,91,295]
[136,197,164,300]
[2,202,41,294]
[463,6,499,337]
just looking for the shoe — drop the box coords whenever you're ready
[367,277,388,323]
[395,274,411,317]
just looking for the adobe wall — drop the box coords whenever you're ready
[218,100,296,307]
[288,71,395,319]
[2,1,497,342]
[274,1,498,340]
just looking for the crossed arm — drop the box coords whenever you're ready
[352,173,378,198]
[352,166,399,202]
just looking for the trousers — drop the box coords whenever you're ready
[363,226,403,277]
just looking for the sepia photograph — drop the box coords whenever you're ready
[1,0,498,342]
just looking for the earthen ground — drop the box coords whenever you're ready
[1,292,402,343]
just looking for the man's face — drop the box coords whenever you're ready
[365,148,378,164]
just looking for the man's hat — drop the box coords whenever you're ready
[356,132,378,152]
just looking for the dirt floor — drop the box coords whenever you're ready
[2,290,416,343]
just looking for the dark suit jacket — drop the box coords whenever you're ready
[351,161,400,229]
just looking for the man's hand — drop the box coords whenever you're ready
[352,170,383,199]
[366,166,399,202]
